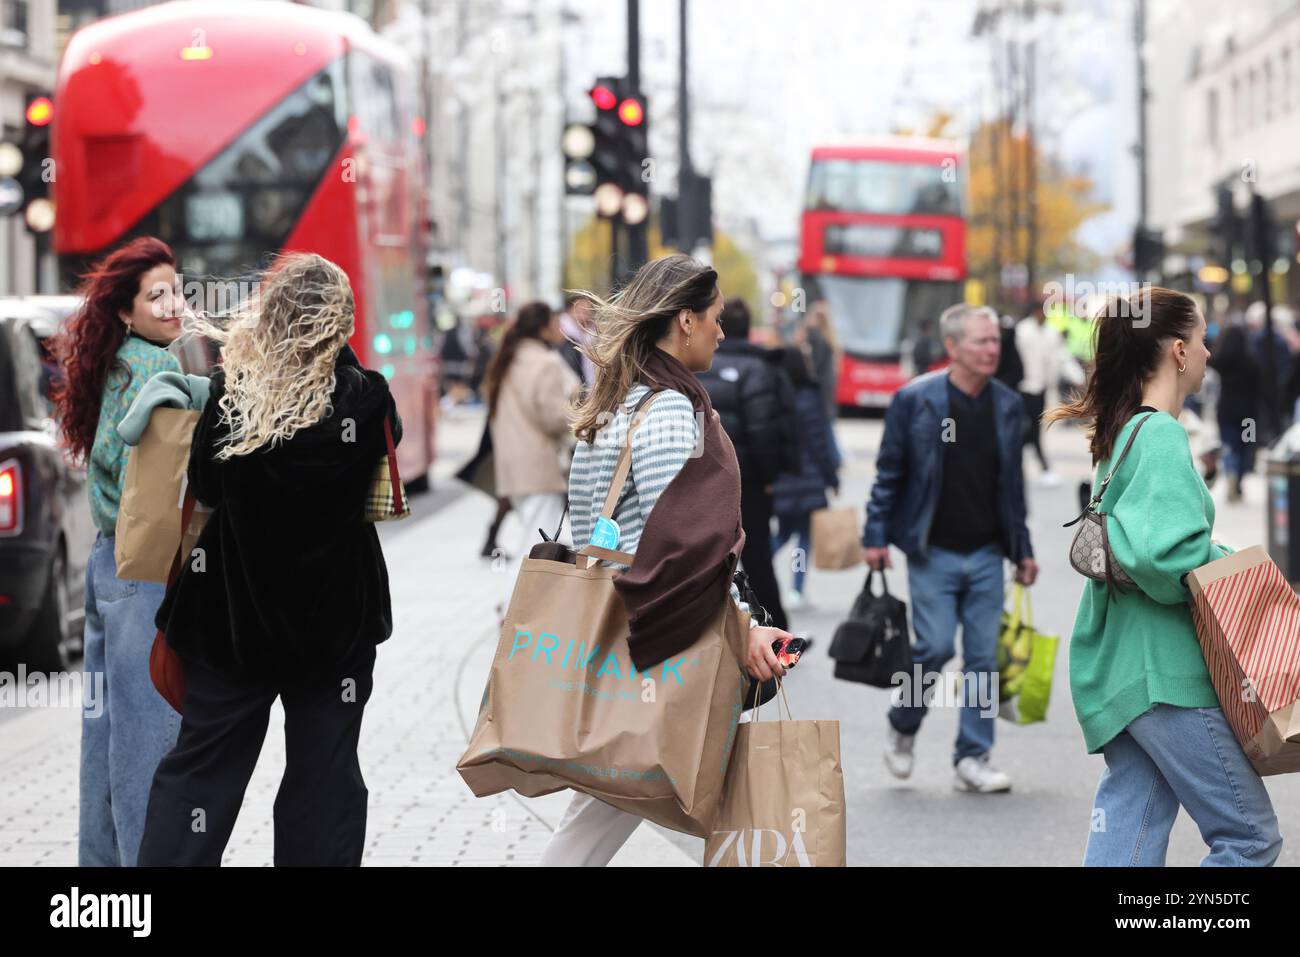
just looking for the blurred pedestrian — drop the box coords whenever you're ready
[805,299,841,420]
[697,297,798,631]
[1245,300,1291,436]
[482,301,581,610]
[1015,304,1063,486]
[557,293,596,388]
[139,253,399,866]
[1209,323,1261,502]
[771,347,841,611]
[53,236,186,867]
[993,311,1023,391]
[540,254,792,866]
[911,317,941,378]
[1045,287,1280,866]
[863,303,1036,794]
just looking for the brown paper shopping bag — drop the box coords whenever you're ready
[1188,545,1300,776]
[705,686,846,866]
[811,506,863,570]
[456,546,748,836]
[114,407,209,583]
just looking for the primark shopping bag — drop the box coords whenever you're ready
[705,684,846,867]
[456,540,749,837]
[1188,546,1300,776]
[114,407,209,583]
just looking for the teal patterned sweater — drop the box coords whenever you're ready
[89,335,181,534]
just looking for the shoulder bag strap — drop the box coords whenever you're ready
[1063,412,1157,527]
[598,387,663,520]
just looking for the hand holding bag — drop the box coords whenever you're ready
[1064,412,1155,595]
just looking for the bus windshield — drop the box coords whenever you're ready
[806,275,963,358]
[806,159,960,216]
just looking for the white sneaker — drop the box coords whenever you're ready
[954,755,1012,793]
[884,728,916,779]
[1038,470,1063,488]
[783,588,809,612]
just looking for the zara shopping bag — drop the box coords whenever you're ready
[705,684,846,867]
[457,395,749,836]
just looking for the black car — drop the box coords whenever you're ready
[0,297,94,670]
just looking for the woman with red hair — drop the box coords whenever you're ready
[54,236,187,866]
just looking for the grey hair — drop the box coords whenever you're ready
[939,303,999,343]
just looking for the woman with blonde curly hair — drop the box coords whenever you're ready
[138,252,400,866]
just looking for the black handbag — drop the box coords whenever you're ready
[828,569,912,687]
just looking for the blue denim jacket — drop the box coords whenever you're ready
[862,370,1033,562]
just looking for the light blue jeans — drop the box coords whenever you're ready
[888,543,1004,765]
[1084,704,1282,866]
[78,533,182,866]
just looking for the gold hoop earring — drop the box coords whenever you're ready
[1178,363,1186,374]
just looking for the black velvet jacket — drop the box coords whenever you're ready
[156,346,402,682]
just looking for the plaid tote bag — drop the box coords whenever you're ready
[365,415,411,522]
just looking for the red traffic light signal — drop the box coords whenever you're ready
[617,97,644,126]
[590,84,617,111]
[25,96,53,127]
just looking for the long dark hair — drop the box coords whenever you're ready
[482,301,553,418]
[1044,286,1199,464]
[53,237,177,463]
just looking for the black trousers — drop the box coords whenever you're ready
[138,640,376,867]
[739,481,788,632]
[1019,390,1050,471]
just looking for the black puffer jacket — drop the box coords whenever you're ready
[156,346,401,683]
[696,339,797,487]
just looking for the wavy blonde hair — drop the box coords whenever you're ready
[569,254,718,443]
[185,253,355,460]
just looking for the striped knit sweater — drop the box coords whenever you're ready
[569,383,753,620]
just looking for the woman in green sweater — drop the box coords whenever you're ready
[1046,287,1281,867]
[53,237,187,866]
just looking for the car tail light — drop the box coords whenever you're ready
[0,460,21,536]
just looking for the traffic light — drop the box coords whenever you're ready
[1133,226,1164,278]
[588,77,624,218]
[1212,182,1240,267]
[17,92,54,233]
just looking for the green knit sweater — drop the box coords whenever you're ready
[89,335,181,534]
[1068,410,1227,753]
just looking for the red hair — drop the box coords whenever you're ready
[53,237,177,463]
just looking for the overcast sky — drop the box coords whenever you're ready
[563,0,1139,274]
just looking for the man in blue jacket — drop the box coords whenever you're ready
[862,303,1038,793]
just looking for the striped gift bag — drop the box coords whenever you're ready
[1188,546,1300,776]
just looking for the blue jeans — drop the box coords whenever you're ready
[772,513,812,594]
[1084,704,1282,866]
[78,533,182,866]
[888,543,1004,765]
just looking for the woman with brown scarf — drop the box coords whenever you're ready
[539,254,793,866]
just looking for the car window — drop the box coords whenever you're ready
[11,324,51,425]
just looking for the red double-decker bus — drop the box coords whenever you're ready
[52,0,437,484]
[799,138,967,409]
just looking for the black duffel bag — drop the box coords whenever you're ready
[828,569,911,687]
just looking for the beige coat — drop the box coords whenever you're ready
[490,338,580,497]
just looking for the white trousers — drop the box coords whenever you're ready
[536,709,755,867]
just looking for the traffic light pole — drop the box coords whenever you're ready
[624,0,648,274]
